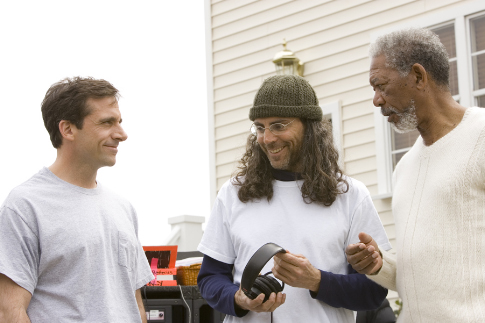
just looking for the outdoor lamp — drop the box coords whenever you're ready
[272,39,304,77]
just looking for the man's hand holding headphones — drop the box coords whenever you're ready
[272,251,321,293]
[234,286,286,313]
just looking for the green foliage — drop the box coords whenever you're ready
[394,299,403,317]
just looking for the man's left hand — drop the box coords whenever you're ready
[272,252,321,292]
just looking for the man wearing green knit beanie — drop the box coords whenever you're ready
[198,74,392,323]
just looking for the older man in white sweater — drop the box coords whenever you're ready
[346,28,485,322]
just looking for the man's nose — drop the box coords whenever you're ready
[113,124,128,141]
[373,91,385,107]
[263,128,277,144]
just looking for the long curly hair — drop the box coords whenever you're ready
[233,118,349,206]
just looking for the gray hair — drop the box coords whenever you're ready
[369,28,450,88]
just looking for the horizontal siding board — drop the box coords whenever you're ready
[217,161,239,178]
[314,79,372,108]
[213,47,280,77]
[345,156,376,175]
[303,45,369,78]
[379,210,394,226]
[349,170,377,187]
[326,86,372,108]
[216,133,248,153]
[384,223,396,240]
[213,0,342,41]
[343,113,374,134]
[366,184,378,196]
[217,176,231,191]
[373,197,392,213]
[305,59,369,89]
[343,127,375,148]
[216,147,245,165]
[215,106,250,127]
[344,141,375,162]
[213,0,416,62]
[214,62,271,89]
[215,119,252,140]
[342,100,375,120]
[313,73,369,99]
[213,1,292,28]
[212,0,257,16]
[215,93,253,115]
[215,75,269,102]
[213,0,324,37]
[213,31,370,77]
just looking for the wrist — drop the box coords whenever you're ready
[309,268,321,292]
[369,250,384,275]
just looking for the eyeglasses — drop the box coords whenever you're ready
[250,119,295,136]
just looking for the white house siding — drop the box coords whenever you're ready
[206,0,475,309]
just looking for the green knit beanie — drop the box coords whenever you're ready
[249,75,322,121]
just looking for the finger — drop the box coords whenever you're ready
[351,254,377,272]
[258,292,276,312]
[359,232,378,250]
[345,243,366,255]
[247,293,265,310]
[346,247,374,265]
[274,253,302,268]
[268,292,285,312]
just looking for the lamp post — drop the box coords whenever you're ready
[272,39,304,76]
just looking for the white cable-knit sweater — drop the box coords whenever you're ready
[369,107,485,322]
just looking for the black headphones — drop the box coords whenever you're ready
[240,242,286,302]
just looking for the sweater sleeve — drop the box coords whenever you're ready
[309,264,388,311]
[366,249,398,291]
[197,255,249,317]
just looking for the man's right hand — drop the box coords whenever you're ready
[345,232,383,275]
[234,286,285,313]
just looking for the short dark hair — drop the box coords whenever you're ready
[41,77,119,148]
[370,28,450,88]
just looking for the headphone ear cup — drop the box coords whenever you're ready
[252,277,274,302]
[261,275,283,294]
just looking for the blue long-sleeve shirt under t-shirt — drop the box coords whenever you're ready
[197,255,388,317]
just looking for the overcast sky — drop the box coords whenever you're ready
[0,1,210,246]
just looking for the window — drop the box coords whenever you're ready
[470,15,485,106]
[374,3,485,197]
[320,101,342,165]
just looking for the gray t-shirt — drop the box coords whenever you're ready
[0,167,153,322]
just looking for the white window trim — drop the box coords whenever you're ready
[320,101,343,167]
[372,0,485,200]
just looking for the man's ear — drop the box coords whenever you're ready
[411,63,428,90]
[58,120,75,142]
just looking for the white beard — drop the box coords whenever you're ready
[388,100,418,133]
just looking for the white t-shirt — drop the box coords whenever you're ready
[0,167,154,322]
[199,176,391,323]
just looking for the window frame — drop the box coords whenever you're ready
[320,100,343,167]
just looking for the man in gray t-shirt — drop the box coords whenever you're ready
[0,77,153,322]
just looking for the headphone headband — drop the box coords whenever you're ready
[240,242,286,295]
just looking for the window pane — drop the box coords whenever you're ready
[449,60,459,95]
[392,151,407,168]
[472,53,485,90]
[431,24,458,94]
[470,15,485,52]
[476,95,485,107]
[391,129,420,151]
[434,25,456,58]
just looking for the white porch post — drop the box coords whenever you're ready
[166,215,205,251]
